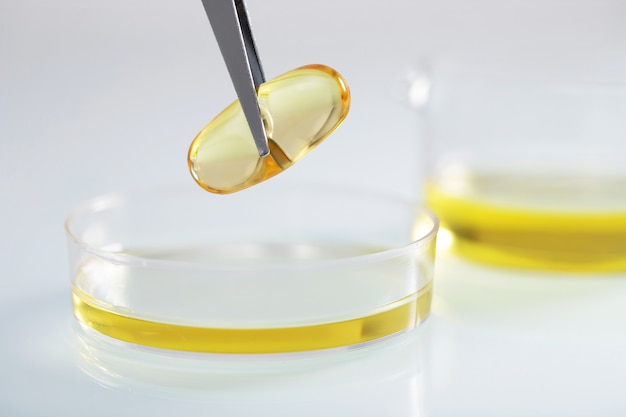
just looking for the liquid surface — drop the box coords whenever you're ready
[72,283,432,354]
[71,242,434,354]
[188,64,350,194]
[426,173,626,271]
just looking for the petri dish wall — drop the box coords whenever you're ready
[65,182,438,355]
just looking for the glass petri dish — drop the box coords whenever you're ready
[65,182,438,355]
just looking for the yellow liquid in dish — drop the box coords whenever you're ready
[188,64,350,194]
[72,282,432,354]
[426,173,626,272]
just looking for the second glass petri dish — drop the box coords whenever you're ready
[65,182,438,355]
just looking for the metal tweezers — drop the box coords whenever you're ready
[201,0,269,157]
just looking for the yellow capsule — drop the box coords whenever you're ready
[188,64,350,194]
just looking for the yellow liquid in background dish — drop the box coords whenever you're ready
[188,64,350,194]
[426,172,626,272]
[72,283,432,354]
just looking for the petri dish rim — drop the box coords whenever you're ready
[64,182,439,273]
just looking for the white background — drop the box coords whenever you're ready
[2,1,626,415]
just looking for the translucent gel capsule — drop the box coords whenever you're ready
[188,64,350,194]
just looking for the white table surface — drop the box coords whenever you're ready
[3,1,626,415]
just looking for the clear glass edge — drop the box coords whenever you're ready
[64,183,439,273]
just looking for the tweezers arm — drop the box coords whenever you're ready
[201,0,269,156]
